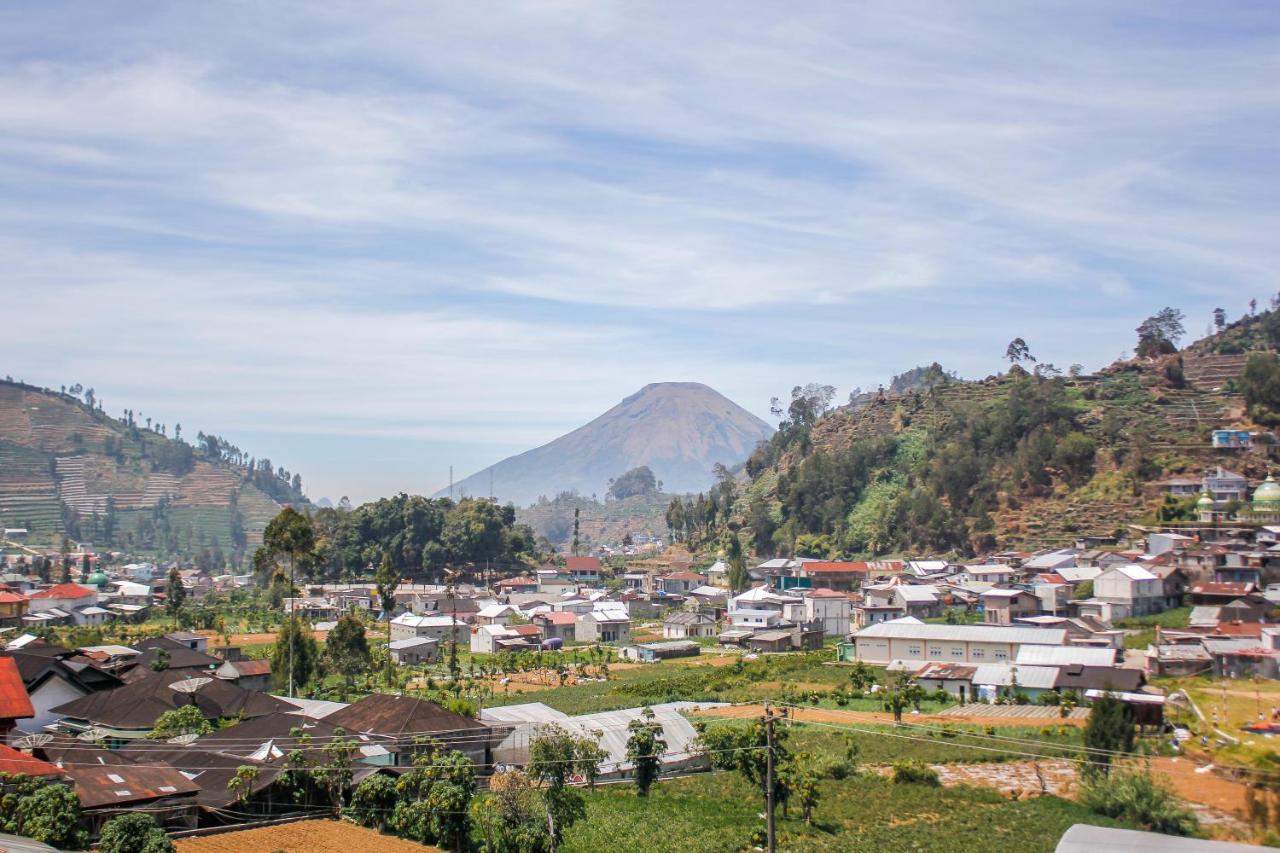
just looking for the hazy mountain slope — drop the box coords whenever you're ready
[440,382,773,506]
[0,380,304,557]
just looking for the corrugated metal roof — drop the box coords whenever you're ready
[1014,645,1116,667]
[972,663,1059,689]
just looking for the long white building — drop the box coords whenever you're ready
[844,617,1067,665]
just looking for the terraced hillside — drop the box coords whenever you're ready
[0,380,306,560]
[734,327,1261,557]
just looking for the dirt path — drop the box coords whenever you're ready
[176,819,442,852]
[693,703,1089,729]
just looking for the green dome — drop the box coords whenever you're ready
[1196,491,1214,508]
[86,571,108,587]
[1253,475,1280,509]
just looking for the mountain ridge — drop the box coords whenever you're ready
[438,382,773,506]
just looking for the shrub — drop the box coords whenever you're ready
[1081,768,1199,837]
[891,760,940,786]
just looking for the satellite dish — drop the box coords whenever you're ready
[12,733,53,749]
[169,677,212,695]
[167,733,201,745]
[78,727,107,742]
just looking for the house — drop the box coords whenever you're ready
[0,590,28,627]
[663,611,717,639]
[537,575,578,597]
[655,571,707,596]
[389,613,468,642]
[1023,550,1079,573]
[475,603,520,626]
[623,640,701,662]
[0,656,35,739]
[804,588,852,636]
[49,670,293,746]
[387,636,440,666]
[1203,466,1248,503]
[26,583,105,625]
[840,618,1067,666]
[1189,582,1257,605]
[1211,429,1253,449]
[1014,645,1117,668]
[130,636,225,676]
[971,663,1059,703]
[0,743,63,780]
[797,560,900,591]
[564,556,603,583]
[1053,663,1144,694]
[914,662,980,701]
[165,631,209,653]
[1093,565,1163,618]
[494,577,539,596]
[577,606,631,643]
[1146,532,1195,557]
[980,589,1040,625]
[1149,564,1189,609]
[472,624,525,654]
[213,658,273,691]
[748,630,795,653]
[324,693,499,769]
[532,611,577,643]
[962,564,1017,585]
[2,644,123,733]
[65,763,201,836]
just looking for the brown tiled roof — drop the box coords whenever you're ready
[69,763,200,809]
[49,670,292,730]
[324,693,488,737]
[29,583,96,600]
[565,556,602,571]
[0,744,62,778]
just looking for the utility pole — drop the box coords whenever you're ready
[764,701,777,853]
[288,552,296,698]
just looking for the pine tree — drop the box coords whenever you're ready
[1083,693,1136,776]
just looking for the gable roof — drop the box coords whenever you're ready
[29,583,96,600]
[0,744,62,778]
[68,763,200,809]
[324,693,488,737]
[565,556,602,571]
[0,657,35,720]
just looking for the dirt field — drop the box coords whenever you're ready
[197,629,331,648]
[694,703,1090,729]
[175,819,441,853]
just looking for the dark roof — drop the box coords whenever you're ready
[0,657,35,721]
[68,763,201,809]
[130,636,224,673]
[119,746,281,808]
[49,670,293,731]
[36,735,132,769]
[194,711,340,757]
[1053,665,1144,692]
[324,693,488,738]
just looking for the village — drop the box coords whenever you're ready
[1,455,1280,852]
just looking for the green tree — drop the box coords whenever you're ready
[695,718,788,819]
[1005,337,1035,364]
[374,551,399,617]
[227,765,260,807]
[624,707,667,797]
[346,773,398,832]
[607,466,658,500]
[9,783,89,849]
[324,614,371,694]
[1083,693,1136,777]
[881,672,926,724]
[725,532,749,593]
[98,812,175,853]
[470,771,554,853]
[314,728,359,815]
[393,748,477,852]
[1241,352,1280,427]
[1136,307,1186,357]
[270,616,319,695]
[1053,431,1097,485]
[165,563,185,617]
[526,724,592,845]
[782,752,824,824]
[148,704,212,739]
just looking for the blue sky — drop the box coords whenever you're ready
[2,2,1277,503]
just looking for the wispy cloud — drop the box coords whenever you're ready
[1,1,1277,499]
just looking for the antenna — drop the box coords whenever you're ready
[167,732,201,746]
[169,676,212,706]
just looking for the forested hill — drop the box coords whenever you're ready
[0,379,307,562]
[729,307,1278,559]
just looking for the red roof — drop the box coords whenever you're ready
[0,744,62,778]
[496,577,537,587]
[0,657,35,720]
[29,582,96,600]
[806,588,847,599]
[565,556,602,571]
[0,591,27,603]
[1191,582,1255,596]
[1213,622,1264,638]
[510,624,542,636]
[665,571,705,582]
[1036,573,1068,585]
[538,612,577,626]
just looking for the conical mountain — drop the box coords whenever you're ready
[438,382,773,505]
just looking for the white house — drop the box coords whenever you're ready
[1093,565,1162,618]
[26,583,107,625]
[388,637,439,665]
[846,617,1066,666]
[471,624,520,654]
[663,611,717,639]
[389,613,468,642]
[577,606,631,643]
[803,589,851,636]
[475,603,519,626]
[961,565,1017,585]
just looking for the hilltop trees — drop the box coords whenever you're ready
[1135,307,1186,357]
[1005,337,1035,364]
[607,465,659,500]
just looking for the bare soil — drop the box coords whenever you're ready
[693,703,1089,729]
[175,819,442,853]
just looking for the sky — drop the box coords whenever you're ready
[2,2,1278,504]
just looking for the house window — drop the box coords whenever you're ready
[972,649,984,659]
[993,650,1008,660]
[951,648,964,658]
[907,645,922,656]
[929,646,943,658]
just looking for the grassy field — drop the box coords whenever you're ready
[1116,607,1191,651]
[562,767,1130,852]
